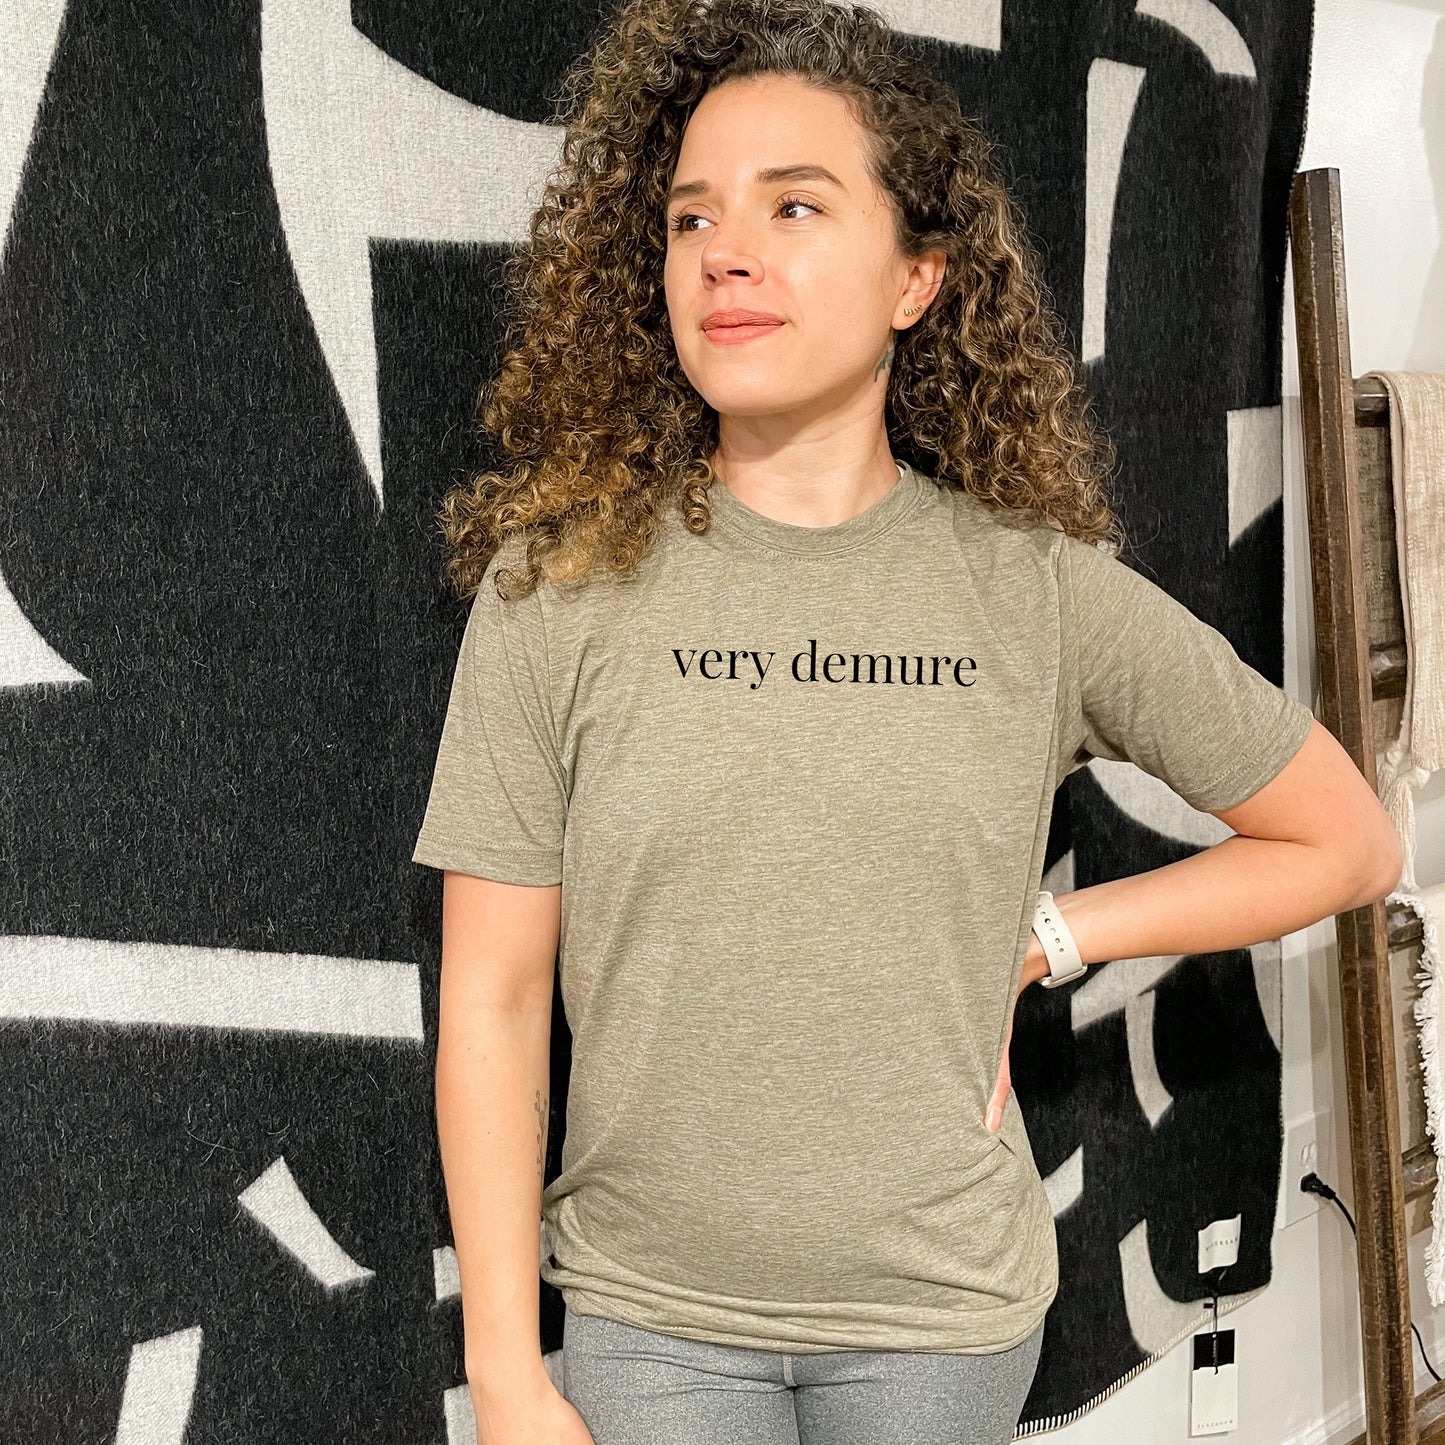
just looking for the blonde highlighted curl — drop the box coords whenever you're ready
[432,0,1125,603]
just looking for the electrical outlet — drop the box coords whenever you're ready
[1280,1109,1334,1229]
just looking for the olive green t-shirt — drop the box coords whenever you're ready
[411,458,1314,1354]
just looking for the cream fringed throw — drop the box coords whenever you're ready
[1402,881,1445,1306]
[1360,369,1445,1303]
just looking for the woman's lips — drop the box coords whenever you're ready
[702,321,785,345]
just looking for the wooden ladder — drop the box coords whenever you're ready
[1290,164,1435,1445]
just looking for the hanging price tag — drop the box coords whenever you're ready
[1189,1328,1238,1435]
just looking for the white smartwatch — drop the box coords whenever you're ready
[1032,890,1087,989]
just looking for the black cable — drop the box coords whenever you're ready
[1302,1170,1441,1383]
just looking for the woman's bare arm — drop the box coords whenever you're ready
[436,870,562,1400]
[1042,719,1403,972]
[987,719,1403,1129]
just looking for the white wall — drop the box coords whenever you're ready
[1049,1,1445,1440]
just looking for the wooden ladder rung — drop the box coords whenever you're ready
[1372,641,1408,695]
[1389,901,1426,952]
[1404,1143,1437,1205]
[1348,1381,1445,1445]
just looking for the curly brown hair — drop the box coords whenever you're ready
[432,0,1124,603]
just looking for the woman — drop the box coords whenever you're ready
[412,1,1402,1441]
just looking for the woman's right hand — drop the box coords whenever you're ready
[471,1368,596,1445]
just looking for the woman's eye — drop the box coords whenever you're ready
[668,196,822,233]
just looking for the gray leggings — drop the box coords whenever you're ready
[560,1309,1044,1445]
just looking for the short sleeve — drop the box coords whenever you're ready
[1058,532,1315,814]
[411,562,567,885]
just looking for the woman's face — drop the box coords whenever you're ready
[663,73,936,430]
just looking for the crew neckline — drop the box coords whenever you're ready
[706,458,928,556]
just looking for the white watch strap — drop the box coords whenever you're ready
[1033,890,1086,989]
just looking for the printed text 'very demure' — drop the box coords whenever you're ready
[671,639,978,691]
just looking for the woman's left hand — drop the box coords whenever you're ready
[985,951,1049,1132]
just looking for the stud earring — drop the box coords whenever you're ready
[902,304,924,316]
